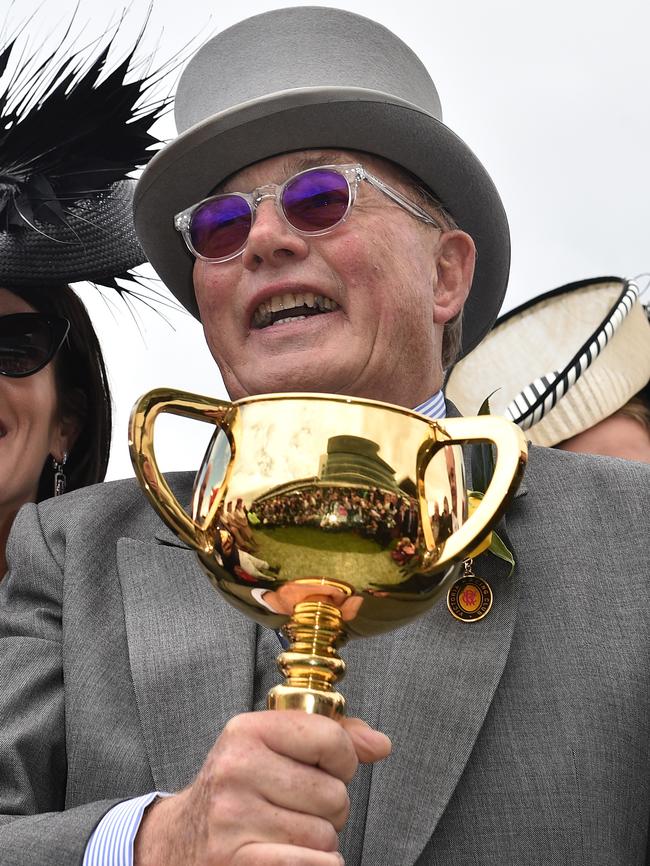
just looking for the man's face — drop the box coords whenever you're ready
[193,149,474,407]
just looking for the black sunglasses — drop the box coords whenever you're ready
[0,313,70,378]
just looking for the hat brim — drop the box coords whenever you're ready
[445,276,650,446]
[0,180,145,288]
[134,87,510,359]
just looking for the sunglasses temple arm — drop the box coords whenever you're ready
[364,172,441,227]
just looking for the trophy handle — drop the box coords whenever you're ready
[416,416,527,569]
[129,388,237,554]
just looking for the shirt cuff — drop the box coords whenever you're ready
[82,791,169,866]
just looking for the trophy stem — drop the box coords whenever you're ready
[267,600,347,719]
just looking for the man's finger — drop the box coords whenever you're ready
[341,717,392,764]
[232,711,359,783]
[251,754,350,829]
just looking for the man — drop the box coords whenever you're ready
[1,8,648,866]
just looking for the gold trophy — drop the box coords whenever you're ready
[130,391,527,718]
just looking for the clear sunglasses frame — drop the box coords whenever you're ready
[174,163,442,263]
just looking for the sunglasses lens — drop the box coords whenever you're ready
[282,168,351,232]
[0,315,55,376]
[189,195,252,260]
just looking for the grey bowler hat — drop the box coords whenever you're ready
[134,6,510,357]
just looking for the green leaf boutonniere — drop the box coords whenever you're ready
[467,393,516,576]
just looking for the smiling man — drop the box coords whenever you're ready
[188,150,473,408]
[0,7,648,866]
[194,150,474,406]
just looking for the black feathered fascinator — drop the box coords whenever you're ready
[0,20,169,292]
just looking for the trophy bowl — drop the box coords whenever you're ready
[130,391,527,718]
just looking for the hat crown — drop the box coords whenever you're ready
[175,6,442,134]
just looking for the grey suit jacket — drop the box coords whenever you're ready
[0,445,648,866]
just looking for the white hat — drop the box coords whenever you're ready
[445,276,650,447]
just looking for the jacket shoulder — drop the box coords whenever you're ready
[518,445,649,539]
[527,443,650,494]
[33,470,196,549]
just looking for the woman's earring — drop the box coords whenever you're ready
[52,452,68,497]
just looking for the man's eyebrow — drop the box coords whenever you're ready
[218,152,352,193]
[289,152,351,173]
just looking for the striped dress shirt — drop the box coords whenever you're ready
[82,391,446,864]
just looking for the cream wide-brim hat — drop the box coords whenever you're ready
[133,6,510,359]
[445,276,650,447]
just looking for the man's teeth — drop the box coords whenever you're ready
[252,292,339,328]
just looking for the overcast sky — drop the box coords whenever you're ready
[10,0,650,479]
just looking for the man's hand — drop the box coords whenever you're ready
[134,710,391,866]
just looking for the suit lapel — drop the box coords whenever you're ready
[359,412,527,864]
[360,516,521,866]
[117,537,257,793]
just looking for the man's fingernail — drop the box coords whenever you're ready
[360,727,391,748]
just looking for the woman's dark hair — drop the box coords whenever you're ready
[7,283,112,501]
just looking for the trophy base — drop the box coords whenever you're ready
[267,684,346,719]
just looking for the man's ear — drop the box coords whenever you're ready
[433,230,476,324]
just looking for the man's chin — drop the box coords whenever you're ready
[232,363,360,399]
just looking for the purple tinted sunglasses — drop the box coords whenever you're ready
[174,163,441,263]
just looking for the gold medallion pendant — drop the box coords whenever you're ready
[447,558,493,622]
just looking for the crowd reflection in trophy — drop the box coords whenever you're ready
[207,433,462,606]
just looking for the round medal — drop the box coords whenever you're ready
[447,569,493,622]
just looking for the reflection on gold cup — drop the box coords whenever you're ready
[130,391,527,718]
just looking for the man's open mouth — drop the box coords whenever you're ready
[252,292,340,329]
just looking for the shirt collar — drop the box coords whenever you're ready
[413,390,446,420]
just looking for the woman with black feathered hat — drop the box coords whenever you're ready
[0,23,168,576]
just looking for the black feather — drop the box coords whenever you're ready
[0,25,170,229]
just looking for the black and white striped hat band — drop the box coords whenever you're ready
[505,281,641,430]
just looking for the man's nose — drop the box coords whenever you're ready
[241,198,309,269]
